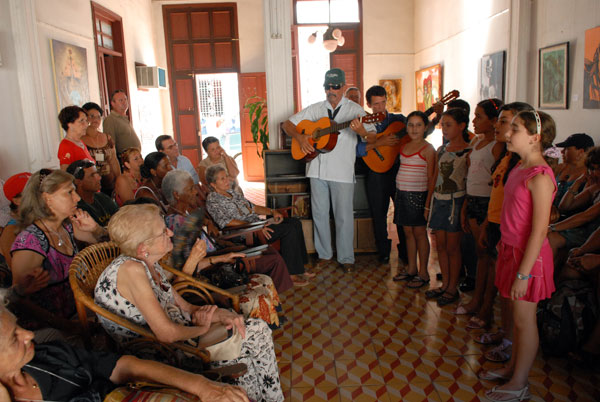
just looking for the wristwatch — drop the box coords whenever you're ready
[516,273,531,280]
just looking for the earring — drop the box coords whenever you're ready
[144,252,149,258]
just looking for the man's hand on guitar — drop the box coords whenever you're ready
[350,116,368,136]
[433,100,445,117]
[297,134,315,155]
[375,135,399,148]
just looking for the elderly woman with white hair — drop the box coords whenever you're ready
[162,169,293,327]
[0,289,249,401]
[94,204,284,402]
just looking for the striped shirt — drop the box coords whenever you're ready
[396,145,429,191]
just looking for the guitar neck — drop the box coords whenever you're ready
[315,118,363,139]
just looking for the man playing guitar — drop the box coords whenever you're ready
[356,85,408,265]
[282,68,375,272]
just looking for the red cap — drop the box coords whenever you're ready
[3,172,32,202]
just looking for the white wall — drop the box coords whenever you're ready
[152,0,265,136]
[0,0,161,180]
[362,0,415,116]
[414,0,600,143]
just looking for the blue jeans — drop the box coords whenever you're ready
[310,178,355,264]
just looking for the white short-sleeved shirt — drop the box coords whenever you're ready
[289,97,374,183]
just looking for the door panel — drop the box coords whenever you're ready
[163,3,240,165]
[238,72,267,182]
[330,24,362,104]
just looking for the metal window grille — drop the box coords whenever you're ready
[197,78,224,118]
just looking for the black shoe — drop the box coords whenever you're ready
[437,291,460,306]
[378,255,390,264]
[459,277,476,292]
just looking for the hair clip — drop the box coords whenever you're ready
[533,110,542,134]
[489,99,498,110]
[39,168,52,186]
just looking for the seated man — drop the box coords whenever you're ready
[0,290,248,402]
[67,159,119,226]
[155,134,200,183]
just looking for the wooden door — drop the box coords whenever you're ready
[238,73,267,182]
[163,4,240,166]
[330,25,362,105]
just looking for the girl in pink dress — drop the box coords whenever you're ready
[482,110,557,402]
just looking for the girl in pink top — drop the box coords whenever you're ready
[482,110,557,402]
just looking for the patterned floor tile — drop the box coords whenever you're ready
[338,385,391,402]
[384,380,441,401]
[335,356,385,386]
[290,358,337,389]
[286,384,339,401]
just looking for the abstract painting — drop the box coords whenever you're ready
[50,39,90,112]
[480,51,505,101]
[415,64,441,112]
[539,42,569,109]
[379,79,402,112]
[584,26,600,109]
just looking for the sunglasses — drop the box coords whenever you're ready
[324,84,342,90]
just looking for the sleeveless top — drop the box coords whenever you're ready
[487,152,512,224]
[466,139,497,197]
[11,223,78,325]
[396,144,429,192]
[434,145,470,195]
[501,165,556,250]
[94,254,190,344]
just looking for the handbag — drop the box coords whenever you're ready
[200,259,249,289]
[104,383,200,402]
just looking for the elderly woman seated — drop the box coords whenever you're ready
[0,290,249,402]
[548,147,600,266]
[162,170,292,326]
[11,169,106,333]
[205,165,312,286]
[94,204,284,402]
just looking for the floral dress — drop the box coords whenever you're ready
[94,255,284,402]
[166,212,281,328]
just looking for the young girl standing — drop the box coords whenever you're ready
[426,108,470,306]
[482,110,556,402]
[392,111,436,288]
[456,99,504,322]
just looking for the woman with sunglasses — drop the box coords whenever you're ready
[81,102,121,195]
[57,106,96,171]
[10,169,106,333]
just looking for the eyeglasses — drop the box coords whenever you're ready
[324,84,342,90]
[148,227,170,241]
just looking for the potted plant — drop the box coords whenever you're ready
[244,96,269,158]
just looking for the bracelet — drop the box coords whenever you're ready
[516,273,531,280]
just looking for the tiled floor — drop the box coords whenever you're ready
[273,254,600,401]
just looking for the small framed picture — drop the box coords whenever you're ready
[415,64,442,112]
[292,194,311,218]
[539,42,569,109]
[480,50,505,101]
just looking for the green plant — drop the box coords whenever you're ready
[244,96,269,158]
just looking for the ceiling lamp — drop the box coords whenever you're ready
[306,0,345,53]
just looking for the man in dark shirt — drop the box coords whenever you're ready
[67,160,118,226]
[356,85,408,265]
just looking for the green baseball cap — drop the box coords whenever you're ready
[323,68,345,87]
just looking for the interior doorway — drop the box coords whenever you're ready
[195,73,243,175]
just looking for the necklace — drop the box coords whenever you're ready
[170,205,189,216]
[39,220,65,247]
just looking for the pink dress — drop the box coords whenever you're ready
[495,164,556,302]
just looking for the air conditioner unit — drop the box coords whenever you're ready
[135,66,167,89]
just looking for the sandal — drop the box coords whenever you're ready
[485,339,512,362]
[478,369,511,382]
[437,291,460,306]
[425,287,446,299]
[485,384,530,401]
[393,271,416,282]
[407,276,430,289]
[475,330,505,345]
[291,275,309,287]
[454,305,475,315]
[302,271,317,279]
[466,316,490,330]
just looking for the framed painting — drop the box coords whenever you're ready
[379,79,402,112]
[539,42,569,109]
[292,194,311,218]
[415,64,441,112]
[584,26,600,109]
[480,50,505,101]
[50,39,90,113]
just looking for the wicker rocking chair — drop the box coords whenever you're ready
[69,241,241,364]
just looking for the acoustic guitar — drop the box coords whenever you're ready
[291,112,385,162]
[362,90,460,173]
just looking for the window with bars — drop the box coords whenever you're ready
[197,78,224,118]
[95,17,114,50]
